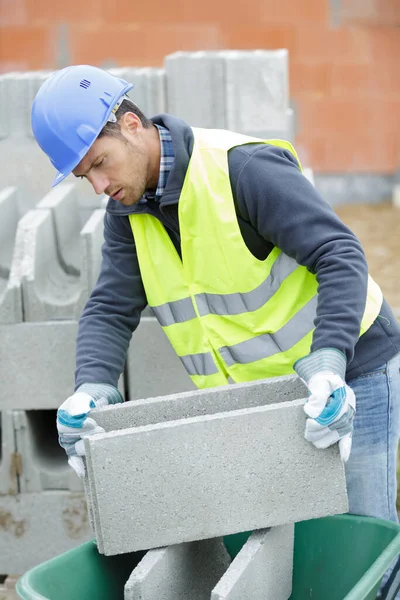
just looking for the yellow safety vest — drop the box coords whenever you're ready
[129,128,383,389]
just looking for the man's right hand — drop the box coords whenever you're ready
[56,384,123,478]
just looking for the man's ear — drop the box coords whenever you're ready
[119,112,141,136]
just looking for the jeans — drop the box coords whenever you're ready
[346,351,400,597]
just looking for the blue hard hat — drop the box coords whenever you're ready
[31,65,133,187]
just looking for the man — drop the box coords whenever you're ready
[32,65,400,593]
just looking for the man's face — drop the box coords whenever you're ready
[73,120,150,206]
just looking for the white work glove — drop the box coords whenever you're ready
[57,384,123,478]
[303,371,356,462]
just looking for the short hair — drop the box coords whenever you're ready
[98,97,153,139]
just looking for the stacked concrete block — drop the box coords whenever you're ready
[0,187,23,323]
[0,411,18,496]
[0,492,92,574]
[127,317,195,401]
[13,410,83,493]
[6,183,106,322]
[124,538,231,600]
[211,525,294,600]
[165,52,227,129]
[108,67,166,117]
[165,50,293,140]
[85,376,347,556]
[224,49,290,139]
[0,321,78,411]
[0,71,53,139]
[92,374,306,432]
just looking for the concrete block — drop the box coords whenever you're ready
[392,183,400,208]
[80,208,105,292]
[12,186,105,320]
[14,208,85,321]
[86,385,348,555]
[0,492,92,573]
[0,187,23,324]
[0,321,77,410]
[14,410,84,493]
[124,538,231,600]
[0,411,18,496]
[36,182,82,275]
[108,68,166,117]
[126,317,196,401]
[224,50,289,136]
[0,74,8,139]
[93,374,306,433]
[211,525,294,600]
[165,52,226,128]
[0,71,52,138]
[0,321,125,410]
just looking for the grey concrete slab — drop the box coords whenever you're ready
[14,410,84,493]
[211,525,294,600]
[0,321,125,410]
[36,182,82,275]
[86,397,348,555]
[14,208,84,321]
[0,186,23,324]
[0,410,18,496]
[107,68,166,118]
[93,374,306,433]
[0,492,92,573]
[224,50,289,136]
[126,317,196,401]
[0,320,77,410]
[0,71,52,138]
[165,51,226,128]
[80,208,105,292]
[13,197,105,320]
[124,538,231,600]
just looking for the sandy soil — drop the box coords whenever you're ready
[335,202,400,311]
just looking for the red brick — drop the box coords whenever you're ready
[295,25,371,64]
[324,132,397,172]
[0,26,54,70]
[0,60,28,73]
[102,0,327,25]
[330,62,400,97]
[296,97,396,139]
[25,0,103,24]
[341,0,400,25]
[69,24,223,66]
[290,62,331,97]
[220,25,296,55]
[293,135,326,170]
[0,0,27,26]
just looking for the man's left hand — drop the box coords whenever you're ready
[303,371,356,462]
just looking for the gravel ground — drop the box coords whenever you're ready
[335,202,400,312]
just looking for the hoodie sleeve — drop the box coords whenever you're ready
[229,143,369,374]
[75,212,147,389]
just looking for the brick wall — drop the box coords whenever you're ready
[0,0,399,173]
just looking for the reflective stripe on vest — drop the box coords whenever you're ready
[129,128,383,388]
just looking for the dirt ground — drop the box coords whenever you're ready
[335,202,400,311]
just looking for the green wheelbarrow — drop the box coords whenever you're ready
[16,514,400,600]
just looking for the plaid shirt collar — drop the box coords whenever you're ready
[143,124,174,202]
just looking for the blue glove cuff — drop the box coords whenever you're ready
[76,383,123,405]
[294,348,347,384]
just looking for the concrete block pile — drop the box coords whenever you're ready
[82,376,348,599]
[0,50,314,577]
[165,50,294,141]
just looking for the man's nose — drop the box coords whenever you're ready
[88,173,110,196]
